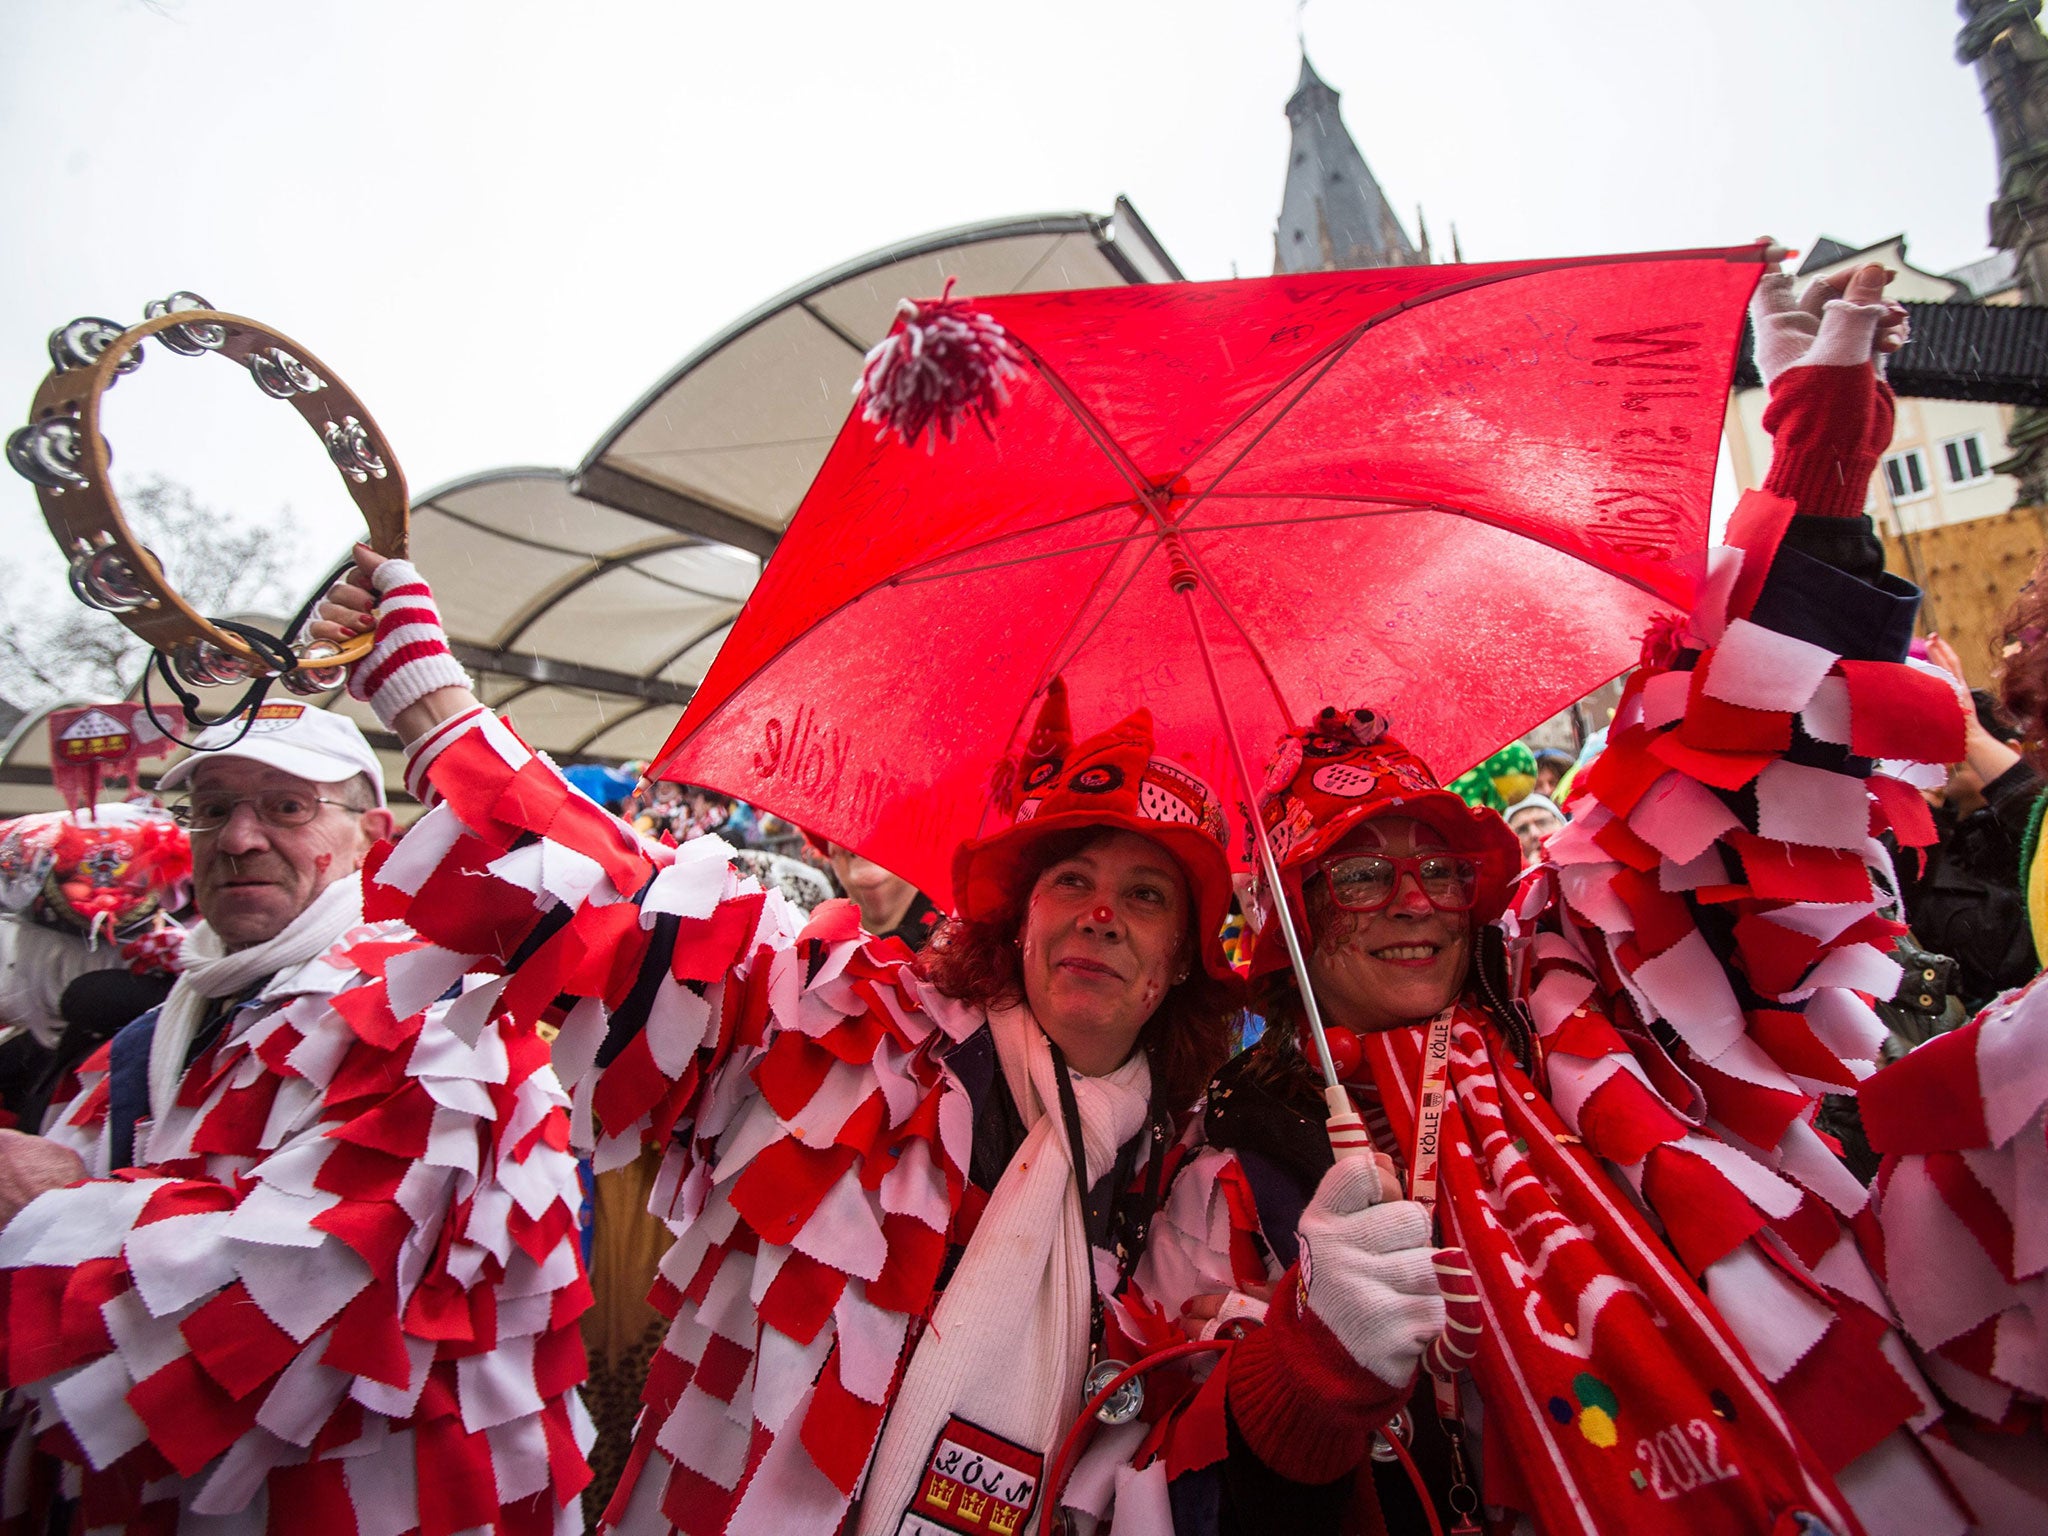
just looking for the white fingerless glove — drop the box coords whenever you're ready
[346,559,473,729]
[1295,1155,1446,1386]
[1750,271,1908,389]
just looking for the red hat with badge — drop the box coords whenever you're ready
[952,679,1237,982]
[1250,706,1521,975]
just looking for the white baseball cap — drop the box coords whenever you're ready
[156,702,387,808]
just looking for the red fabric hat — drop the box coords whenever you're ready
[953,681,1236,981]
[1250,706,1521,976]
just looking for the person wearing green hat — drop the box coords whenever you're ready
[1445,740,1536,814]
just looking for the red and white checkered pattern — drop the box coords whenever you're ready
[1505,541,1984,1532]
[1860,976,2048,1528]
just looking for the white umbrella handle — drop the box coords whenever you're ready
[1323,1085,1376,1164]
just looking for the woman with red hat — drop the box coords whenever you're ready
[1140,261,2036,1535]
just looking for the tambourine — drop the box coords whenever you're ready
[7,292,407,714]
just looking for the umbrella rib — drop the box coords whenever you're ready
[1169,325,1376,531]
[1156,319,1389,497]
[879,498,1147,588]
[1035,535,1173,691]
[980,522,1175,797]
[1152,531,1296,725]
[889,532,1154,587]
[887,497,1488,592]
[1007,337,1161,505]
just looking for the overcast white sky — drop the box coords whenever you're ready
[0,0,2008,622]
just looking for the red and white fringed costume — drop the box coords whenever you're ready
[0,915,596,1534]
[1507,522,1979,1530]
[379,709,1258,1535]
[1188,286,2035,1533]
[1468,285,2045,1533]
[1859,974,2048,1528]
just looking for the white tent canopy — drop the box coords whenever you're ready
[405,467,757,762]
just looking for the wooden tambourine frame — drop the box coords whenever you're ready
[14,304,408,689]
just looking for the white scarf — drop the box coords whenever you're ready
[147,872,364,1128]
[858,1004,1152,1535]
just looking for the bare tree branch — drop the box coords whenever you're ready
[0,477,300,709]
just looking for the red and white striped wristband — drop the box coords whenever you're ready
[347,558,474,729]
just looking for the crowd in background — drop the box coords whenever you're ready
[10,627,2038,1138]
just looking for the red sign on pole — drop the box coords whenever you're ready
[46,704,173,815]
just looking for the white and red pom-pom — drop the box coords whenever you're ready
[855,278,1025,450]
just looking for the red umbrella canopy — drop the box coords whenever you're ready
[654,248,1766,909]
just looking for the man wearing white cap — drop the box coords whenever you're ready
[0,702,391,1198]
[156,701,392,952]
[0,690,598,1533]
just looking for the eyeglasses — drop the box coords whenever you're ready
[171,791,360,832]
[1320,852,1479,914]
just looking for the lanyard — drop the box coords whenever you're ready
[1406,1008,1457,1210]
[1045,1037,1162,1367]
[1395,1009,1468,1439]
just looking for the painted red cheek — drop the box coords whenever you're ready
[1314,906,1364,956]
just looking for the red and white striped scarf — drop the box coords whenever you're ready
[1363,1005,1859,1536]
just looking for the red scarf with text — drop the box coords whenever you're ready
[1362,1007,1858,1536]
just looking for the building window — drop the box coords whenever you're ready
[1939,432,1991,487]
[1883,448,1930,502]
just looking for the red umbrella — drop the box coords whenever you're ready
[656,248,1761,890]
[654,247,1765,1111]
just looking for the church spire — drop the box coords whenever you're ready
[1274,51,1422,274]
[1957,0,2048,500]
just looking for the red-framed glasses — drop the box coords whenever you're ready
[1318,852,1480,914]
